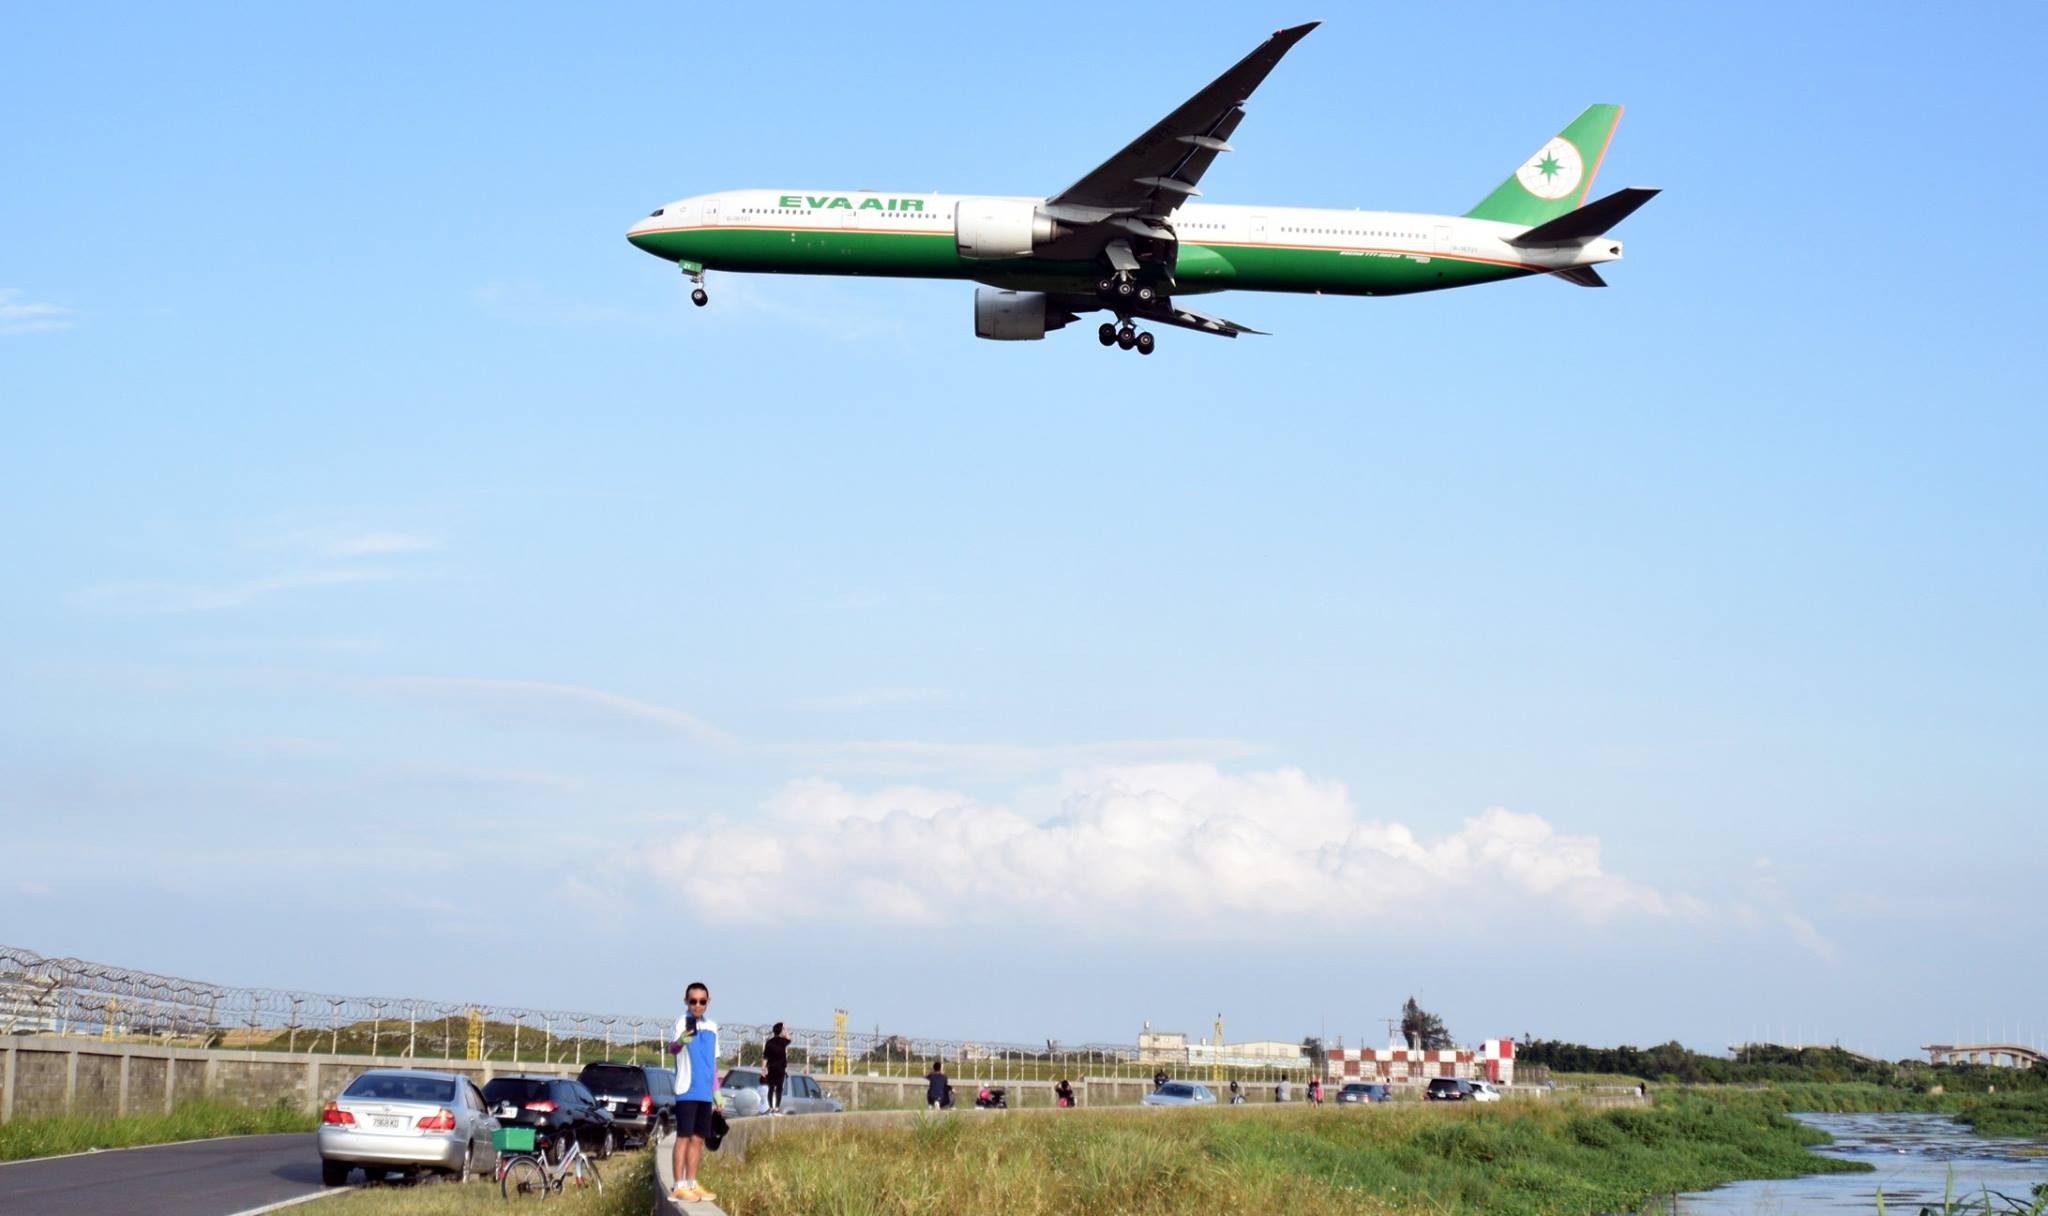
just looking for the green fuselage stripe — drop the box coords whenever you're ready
[629,224,1536,298]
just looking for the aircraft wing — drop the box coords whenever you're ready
[1045,22,1319,234]
[1051,293,1268,339]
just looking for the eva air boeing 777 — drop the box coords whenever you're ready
[626,21,1656,354]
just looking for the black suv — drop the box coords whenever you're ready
[578,1061,675,1146]
[481,1076,618,1160]
[1425,1078,1476,1101]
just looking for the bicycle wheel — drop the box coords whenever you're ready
[568,1152,604,1193]
[500,1155,549,1201]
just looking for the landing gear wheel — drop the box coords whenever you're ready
[1116,327,1137,351]
[1098,323,1117,347]
[1136,285,1156,304]
[1136,331,1155,355]
[1096,277,1115,296]
[690,287,708,307]
[1114,279,1135,300]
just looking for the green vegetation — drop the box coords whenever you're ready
[319,1150,653,1216]
[0,1099,312,1161]
[700,1097,1870,1216]
[1519,1038,2048,1095]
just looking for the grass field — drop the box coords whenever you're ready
[318,1151,654,1216]
[695,1094,1870,1216]
[0,1100,313,1162]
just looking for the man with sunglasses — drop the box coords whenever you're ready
[667,982,720,1203]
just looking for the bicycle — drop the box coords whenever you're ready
[494,1125,604,1201]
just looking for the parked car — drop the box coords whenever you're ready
[1141,1081,1218,1106]
[717,1068,845,1116]
[578,1061,675,1146]
[1336,1082,1391,1104]
[481,1075,618,1160]
[1426,1077,1498,1102]
[317,1068,497,1186]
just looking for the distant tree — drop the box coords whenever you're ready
[1301,1036,1326,1073]
[1400,997,1453,1050]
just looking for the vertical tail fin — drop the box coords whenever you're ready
[1464,104,1623,226]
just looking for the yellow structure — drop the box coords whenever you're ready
[101,1000,119,1041]
[466,1007,483,1061]
[831,1008,849,1076]
[1211,1014,1224,1085]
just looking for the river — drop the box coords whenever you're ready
[1674,1112,2048,1213]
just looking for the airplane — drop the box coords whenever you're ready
[625,21,1657,355]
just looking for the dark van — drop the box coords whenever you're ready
[577,1061,676,1146]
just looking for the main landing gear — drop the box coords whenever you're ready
[1098,321,1156,355]
[1094,273,1157,306]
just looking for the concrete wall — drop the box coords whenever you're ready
[0,1036,586,1124]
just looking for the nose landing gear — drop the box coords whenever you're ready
[690,287,708,307]
[682,262,708,307]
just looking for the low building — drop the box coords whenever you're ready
[1138,1028,1188,1065]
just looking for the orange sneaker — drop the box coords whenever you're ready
[670,1182,701,1202]
[694,1185,719,1202]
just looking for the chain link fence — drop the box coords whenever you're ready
[1,946,1305,1083]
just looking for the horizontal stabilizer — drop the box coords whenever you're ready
[1551,266,1607,287]
[1509,187,1660,247]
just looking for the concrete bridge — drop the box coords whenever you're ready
[1923,1042,2045,1069]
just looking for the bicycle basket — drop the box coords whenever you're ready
[492,1126,536,1153]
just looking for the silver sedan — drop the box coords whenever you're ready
[317,1069,498,1186]
[1141,1081,1218,1106]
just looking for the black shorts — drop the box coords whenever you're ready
[673,1099,715,1139]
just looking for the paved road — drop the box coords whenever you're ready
[0,1133,329,1216]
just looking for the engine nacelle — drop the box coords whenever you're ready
[974,288,1063,341]
[954,198,1064,259]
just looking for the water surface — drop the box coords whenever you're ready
[1675,1111,2047,1213]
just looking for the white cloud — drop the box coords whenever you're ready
[373,676,743,749]
[795,687,951,712]
[0,288,72,334]
[642,764,1678,934]
[75,567,398,612]
[325,532,437,558]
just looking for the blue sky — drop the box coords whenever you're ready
[4,1,2043,1060]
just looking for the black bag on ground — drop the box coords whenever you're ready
[705,1109,730,1151]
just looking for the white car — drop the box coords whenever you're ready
[1470,1080,1503,1102]
[716,1068,844,1116]
[317,1069,498,1186]
[1141,1082,1217,1106]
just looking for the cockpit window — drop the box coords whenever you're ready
[649,208,665,217]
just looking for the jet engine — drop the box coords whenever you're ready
[954,198,1066,259]
[973,288,1071,341]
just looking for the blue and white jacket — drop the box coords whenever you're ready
[671,1016,720,1101]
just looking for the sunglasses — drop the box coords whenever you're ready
[686,997,709,1007]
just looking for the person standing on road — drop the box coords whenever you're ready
[926,1061,949,1111]
[1229,1078,1243,1105]
[667,983,720,1205]
[1309,1076,1322,1105]
[764,1022,791,1116]
[1153,1068,1169,1090]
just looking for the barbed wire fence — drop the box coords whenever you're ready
[1,946,1308,1084]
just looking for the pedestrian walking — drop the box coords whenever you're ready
[764,1022,791,1115]
[667,982,720,1205]
[927,1061,950,1111]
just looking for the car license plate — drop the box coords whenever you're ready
[371,1115,406,1131]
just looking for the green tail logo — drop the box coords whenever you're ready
[1465,104,1623,227]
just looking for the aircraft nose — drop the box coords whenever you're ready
[627,207,669,251]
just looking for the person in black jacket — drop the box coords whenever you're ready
[1054,1078,1075,1108]
[926,1062,950,1111]
[764,1022,791,1115]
